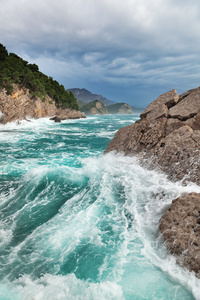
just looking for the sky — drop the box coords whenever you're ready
[0,0,200,107]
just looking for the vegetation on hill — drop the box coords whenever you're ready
[81,100,108,115]
[0,43,79,110]
[67,88,115,106]
[77,99,87,107]
[107,102,133,114]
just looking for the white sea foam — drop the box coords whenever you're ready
[6,274,123,300]
[2,152,199,299]
[97,130,117,137]
[80,153,200,298]
[0,116,199,300]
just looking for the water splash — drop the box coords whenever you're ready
[0,115,199,300]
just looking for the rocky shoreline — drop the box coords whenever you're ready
[0,84,85,124]
[105,87,200,276]
[159,192,200,276]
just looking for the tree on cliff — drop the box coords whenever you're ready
[0,43,8,61]
[0,44,79,111]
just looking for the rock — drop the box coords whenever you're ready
[105,118,166,154]
[169,87,200,120]
[56,109,86,120]
[105,86,200,275]
[159,193,200,275]
[50,116,61,123]
[140,89,179,120]
[0,84,85,124]
[105,87,200,185]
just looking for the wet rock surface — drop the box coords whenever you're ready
[105,87,200,275]
[159,193,200,276]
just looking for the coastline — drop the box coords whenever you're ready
[105,88,200,276]
[0,84,85,124]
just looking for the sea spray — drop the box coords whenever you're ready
[0,115,199,300]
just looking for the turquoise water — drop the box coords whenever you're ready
[0,115,200,300]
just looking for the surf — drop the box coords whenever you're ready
[0,115,199,300]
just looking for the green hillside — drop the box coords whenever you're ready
[0,43,78,110]
[81,100,108,115]
[77,99,87,107]
[107,102,133,114]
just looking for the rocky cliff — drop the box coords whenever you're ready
[0,85,85,124]
[105,88,200,185]
[80,100,108,115]
[105,87,200,276]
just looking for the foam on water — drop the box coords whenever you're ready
[0,115,199,300]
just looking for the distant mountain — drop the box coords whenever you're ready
[80,100,108,115]
[67,88,116,106]
[107,103,133,114]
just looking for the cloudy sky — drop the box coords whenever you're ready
[1,0,200,107]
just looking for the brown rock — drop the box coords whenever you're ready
[140,89,179,120]
[57,109,85,120]
[191,112,200,130]
[105,87,200,185]
[0,84,85,124]
[159,193,200,275]
[50,116,61,123]
[105,86,200,275]
[169,87,200,120]
[165,118,185,136]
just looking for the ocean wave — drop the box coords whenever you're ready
[0,115,199,300]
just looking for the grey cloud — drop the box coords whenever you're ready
[1,0,200,105]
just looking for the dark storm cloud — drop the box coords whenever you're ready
[1,0,200,105]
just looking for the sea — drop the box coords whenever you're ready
[0,114,200,300]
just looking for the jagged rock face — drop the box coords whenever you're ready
[169,87,200,120]
[105,88,200,185]
[0,85,56,123]
[105,87,200,275]
[91,101,108,114]
[0,85,85,124]
[159,193,200,275]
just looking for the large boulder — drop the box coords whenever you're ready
[56,109,86,120]
[159,193,200,276]
[105,88,200,185]
[169,87,200,120]
[140,89,179,122]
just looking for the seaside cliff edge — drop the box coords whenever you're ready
[105,87,200,276]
